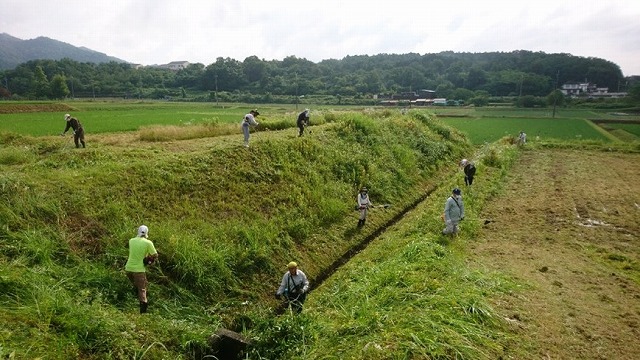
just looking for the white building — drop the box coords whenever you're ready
[163,61,190,71]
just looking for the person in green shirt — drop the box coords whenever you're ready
[125,225,158,313]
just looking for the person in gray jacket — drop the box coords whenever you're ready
[442,188,465,236]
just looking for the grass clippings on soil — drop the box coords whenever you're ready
[468,149,640,359]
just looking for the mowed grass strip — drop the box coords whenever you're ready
[604,123,640,141]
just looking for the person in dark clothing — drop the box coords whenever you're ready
[61,113,86,148]
[297,109,310,137]
[460,159,476,186]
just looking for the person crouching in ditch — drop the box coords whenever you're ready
[275,261,310,314]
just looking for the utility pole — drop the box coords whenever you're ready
[295,73,299,110]
[519,74,524,98]
[552,70,559,119]
[215,74,219,106]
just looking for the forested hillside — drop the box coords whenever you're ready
[0,50,632,103]
[0,33,125,71]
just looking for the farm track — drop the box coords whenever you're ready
[468,149,640,359]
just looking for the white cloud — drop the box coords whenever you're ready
[2,0,639,75]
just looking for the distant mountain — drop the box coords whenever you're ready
[0,33,128,70]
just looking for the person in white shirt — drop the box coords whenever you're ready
[518,131,527,145]
[357,187,372,227]
[275,261,310,313]
[241,109,259,147]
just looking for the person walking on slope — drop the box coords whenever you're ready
[61,113,86,148]
[297,108,310,137]
[460,159,476,186]
[125,225,158,313]
[357,187,373,227]
[241,109,260,147]
[442,188,465,236]
[275,261,310,313]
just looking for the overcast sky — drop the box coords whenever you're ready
[3,0,640,76]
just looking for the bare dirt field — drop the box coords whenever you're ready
[469,149,640,359]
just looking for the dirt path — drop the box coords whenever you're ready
[468,149,640,359]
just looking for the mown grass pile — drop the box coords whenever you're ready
[0,109,471,358]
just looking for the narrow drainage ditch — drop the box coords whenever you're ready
[207,184,440,359]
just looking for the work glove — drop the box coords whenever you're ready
[143,256,155,266]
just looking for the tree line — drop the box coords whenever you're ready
[0,50,636,105]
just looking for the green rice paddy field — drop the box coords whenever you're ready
[0,101,638,144]
[438,117,612,144]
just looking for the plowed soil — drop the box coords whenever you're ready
[0,103,74,113]
[469,149,640,359]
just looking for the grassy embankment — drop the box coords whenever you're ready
[247,138,521,359]
[1,109,473,358]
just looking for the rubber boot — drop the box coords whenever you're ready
[140,302,148,314]
[357,219,363,227]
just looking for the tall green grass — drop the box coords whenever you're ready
[0,109,471,358]
[247,140,521,359]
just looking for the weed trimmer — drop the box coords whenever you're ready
[374,204,392,209]
[353,204,391,211]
